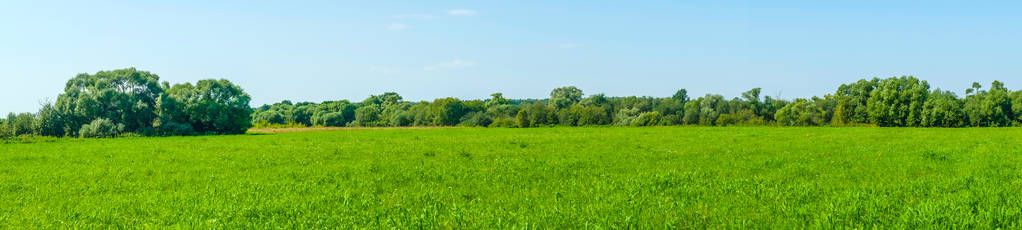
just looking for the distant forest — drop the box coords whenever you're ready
[251,76,1022,129]
[3,68,1022,138]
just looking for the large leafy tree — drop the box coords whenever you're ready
[698,94,726,126]
[310,100,356,127]
[549,86,583,109]
[55,68,164,136]
[833,78,878,125]
[431,98,467,126]
[866,76,929,127]
[963,81,1014,127]
[352,104,384,127]
[672,89,689,103]
[920,89,965,127]
[168,79,253,134]
[775,98,825,126]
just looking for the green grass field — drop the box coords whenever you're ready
[2,127,1022,228]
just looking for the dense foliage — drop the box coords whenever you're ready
[4,72,1022,139]
[1,68,252,138]
[252,76,1022,129]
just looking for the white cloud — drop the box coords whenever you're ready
[424,59,477,71]
[387,23,409,31]
[558,43,584,49]
[447,9,478,16]
[393,14,434,19]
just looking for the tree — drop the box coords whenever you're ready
[486,93,510,108]
[920,89,965,127]
[866,76,929,127]
[614,107,642,126]
[254,110,286,125]
[741,88,762,115]
[309,100,356,127]
[833,78,878,124]
[775,99,825,126]
[549,86,583,109]
[515,109,529,128]
[459,112,492,127]
[1012,90,1022,125]
[682,99,701,125]
[7,113,37,136]
[36,104,67,137]
[813,95,838,124]
[672,89,689,103]
[698,94,726,126]
[352,104,383,127]
[79,118,125,138]
[0,120,10,138]
[654,97,685,120]
[557,105,583,126]
[577,106,611,126]
[55,68,164,136]
[168,79,253,134]
[630,111,662,126]
[760,96,788,122]
[716,109,765,126]
[963,81,1013,127]
[517,102,554,127]
[432,98,468,126]
[153,93,194,135]
[581,93,610,107]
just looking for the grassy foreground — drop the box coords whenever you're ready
[2,127,1022,228]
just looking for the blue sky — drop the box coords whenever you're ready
[2,1,1021,114]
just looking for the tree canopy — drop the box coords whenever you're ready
[4,68,253,138]
[5,71,1022,139]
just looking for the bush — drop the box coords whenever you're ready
[160,122,195,135]
[630,111,662,126]
[577,106,611,126]
[316,112,348,127]
[0,123,11,138]
[613,108,641,126]
[716,110,767,126]
[659,114,682,126]
[488,117,516,128]
[775,99,825,126]
[459,112,493,127]
[79,118,125,138]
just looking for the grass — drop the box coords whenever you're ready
[2,127,1022,228]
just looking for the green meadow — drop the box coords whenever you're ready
[2,127,1022,228]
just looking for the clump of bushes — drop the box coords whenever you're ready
[630,111,663,127]
[79,118,125,138]
[488,117,517,128]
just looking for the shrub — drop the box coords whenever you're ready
[775,99,825,126]
[630,111,662,127]
[659,114,682,126]
[79,118,125,138]
[0,123,10,138]
[315,112,348,127]
[577,106,611,126]
[716,110,767,126]
[459,112,493,127]
[489,117,517,128]
[160,122,195,135]
[613,108,641,126]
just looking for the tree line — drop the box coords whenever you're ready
[0,68,252,138]
[3,69,1022,139]
[250,76,1022,129]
